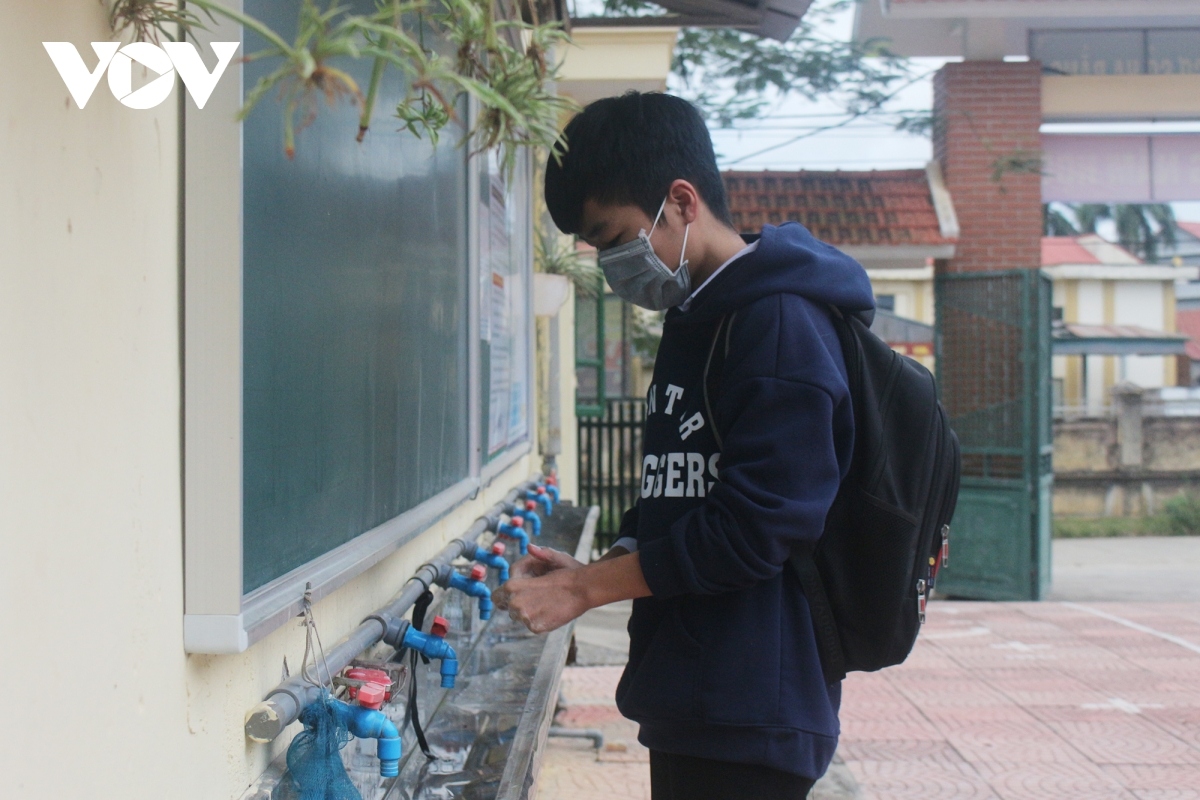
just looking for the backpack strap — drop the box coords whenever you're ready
[702,304,852,685]
[790,550,847,683]
[702,313,736,452]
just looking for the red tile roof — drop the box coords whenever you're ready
[1177,308,1200,361]
[1178,221,1200,241]
[722,169,952,247]
[1042,234,1142,266]
[1042,236,1099,266]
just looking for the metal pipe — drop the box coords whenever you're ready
[547,726,605,750]
[244,477,542,743]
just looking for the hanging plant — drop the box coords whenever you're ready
[535,228,602,299]
[105,0,208,43]
[105,0,575,168]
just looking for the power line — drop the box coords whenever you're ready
[722,70,939,167]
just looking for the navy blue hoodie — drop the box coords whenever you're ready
[614,222,875,779]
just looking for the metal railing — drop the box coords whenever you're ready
[578,398,647,552]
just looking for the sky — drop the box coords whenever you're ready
[660,3,1200,224]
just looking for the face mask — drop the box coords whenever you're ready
[597,197,691,310]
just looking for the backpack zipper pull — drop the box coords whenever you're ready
[916,579,927,625]
[940,524,950,568]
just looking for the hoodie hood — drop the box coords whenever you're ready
[671,222,875,326]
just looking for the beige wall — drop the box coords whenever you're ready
[556,27,678,107]
[869,277,935,325]
[1043,75,1200,121]
[1,4,545,797]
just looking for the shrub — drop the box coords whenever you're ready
[1161,491,1200,536]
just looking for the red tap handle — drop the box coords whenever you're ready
[491,541,506,555]
[430,616,449,638]
[524,499,537,512]
[469,564,487,581]
[357,682,387,710]
[510,515,524,527]
[536,486,546,495]
[546,476,558,486]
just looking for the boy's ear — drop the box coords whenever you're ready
[666,179,702,226]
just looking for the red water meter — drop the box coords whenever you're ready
[345,667,394,702]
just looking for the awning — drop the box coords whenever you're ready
[1052,323,1191,356]
[571,0,814,41]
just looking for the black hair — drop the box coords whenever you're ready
[544,92,732,235]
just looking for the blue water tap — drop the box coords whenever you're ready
[526,487,553,517]
[377,615,459,688]
[444,564,493,620]
[544,476,561,504]
[326,691,402,778]
[498,514,530,555]
[520,500,543,537]
[473,541,510,583]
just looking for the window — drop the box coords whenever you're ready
[182,2,534,652]
[240,0,472,593]
[1031,28,1200,76]
[876,294,897,313]
[577,290,636,414]
[575,285,605,416]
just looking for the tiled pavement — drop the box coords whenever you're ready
[537,602,1200,799]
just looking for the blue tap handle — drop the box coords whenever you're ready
[328,699,403,778]
[498,518,530,555]
[400,625,459,688]
[473,545,510,583]
[524,508,542,537]
[448,569,493,620]
[525,489,553,517]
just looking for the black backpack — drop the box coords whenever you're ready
[703,306,961,683]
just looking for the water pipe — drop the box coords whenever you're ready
[525,485,553,516]
[243,477,542,744]
[438,563,493,621]
[521,500,542,537]
[378,615,459,688]
[327,684,403,777]
[473,541,509,583]
[497,514,530,556]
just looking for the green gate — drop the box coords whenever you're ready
[935,270,1053,600]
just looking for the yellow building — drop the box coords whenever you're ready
[1047,235,1198,411]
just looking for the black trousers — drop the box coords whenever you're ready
[649,750,816,800]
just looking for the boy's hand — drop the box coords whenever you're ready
[508,543,583,581]
[493,551,652,635]
[493,567,590,634]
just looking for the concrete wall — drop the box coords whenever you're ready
[0,4,554,798]
[1053,404,1200,517]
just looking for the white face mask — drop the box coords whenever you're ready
[597,197,691,311]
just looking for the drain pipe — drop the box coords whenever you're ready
[244,477,542,744]
[548,727,605,750]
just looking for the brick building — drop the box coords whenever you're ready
[722,165,958,326]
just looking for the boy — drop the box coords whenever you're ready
[493,92,875,799]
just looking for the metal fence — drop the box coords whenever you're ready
[578,398,647,552]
